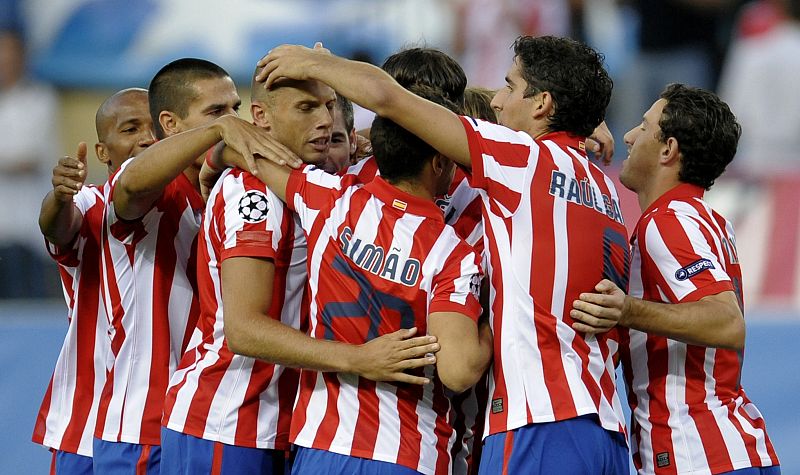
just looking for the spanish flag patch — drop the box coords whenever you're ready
[392,199,408,211]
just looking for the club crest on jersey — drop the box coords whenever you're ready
[675,258,714,281]
[338,226,421,287]
[238,190,269,223]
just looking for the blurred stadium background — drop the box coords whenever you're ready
[0,0,798,472]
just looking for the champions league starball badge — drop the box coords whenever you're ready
[238,190,269,223]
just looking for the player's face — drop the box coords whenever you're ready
[620,98,667,192]
[179,76,241,133]
[100,92,155,172]
[491,58,537,133]
[267,80,335,165]
[320,107,355,174]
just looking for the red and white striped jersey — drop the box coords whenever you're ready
[162,168,306,449]
[96,159,204,445]
[620,184,779,474]
[343,157,484,249]
[285,167,483,475]
[459,117,630,437]
[32,185,109,456]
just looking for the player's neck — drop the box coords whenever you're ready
[390,179,434,202]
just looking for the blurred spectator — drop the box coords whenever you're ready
[718,0,800,176]
[609,0,738,146]
[0,26,60,298]
[450,0,572,88]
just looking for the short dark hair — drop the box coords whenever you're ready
[335,94,354,132]
[512,36,612,137]
[148,58,230,139]
[658,83,741,189]
[381,47,467,105]
[372,84,462,181]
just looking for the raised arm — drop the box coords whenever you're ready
[39,143,88,246]
[114,115,300,220]
[222,256,441,384]
[571,279,745,350]
[256,44,473,170]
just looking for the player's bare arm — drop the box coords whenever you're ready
[39,142,88,246]
[428,311,492,393]
[571,278,745,350]
[114,114,298,220]
[256,44,473,170]
[223,256,440,385]
[209,144,293,203]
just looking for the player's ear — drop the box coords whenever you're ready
[531,91,554,120]
[431,153,449,176]
[96,142,110,165]
[251,102,271,130]
[661,136,680,166]
[348,128,357,155]
[159,111,181,136]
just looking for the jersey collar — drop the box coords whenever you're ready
[643,183,705,217]
[364,176,445,222]
[538,131,588,153]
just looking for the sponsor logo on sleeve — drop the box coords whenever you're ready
[675,258,715,281]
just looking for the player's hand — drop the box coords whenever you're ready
[256,42,332,89]
[51,142,88,202]
[352,134,372,164]
[215,115,302,172]
[586,121,614,165]
[570,279,626,334]
[199,149,223,201]
[352,327,440,385]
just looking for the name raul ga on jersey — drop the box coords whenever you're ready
[338,226,421,287]
[548,170,624,225]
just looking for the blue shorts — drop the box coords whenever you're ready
[51,450,93,475]
[720,467,781,475]
[291,446,421,475]
[160,427,287,475]
[478,415,629,475]
[92,438,160,475]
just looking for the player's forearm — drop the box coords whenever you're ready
[225,312,360,373]
[430,313,492,393]
[38,192,82,246]
[115,122,223,219]
[621,291,745,350]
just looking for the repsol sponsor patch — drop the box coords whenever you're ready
[675,258,714,281]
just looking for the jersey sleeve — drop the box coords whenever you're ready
[286,165,349,233]
[214,170,286,262]
[458,116,536,217]
[640,210,734,303]
[45,185,102,265]
[429,239,483,320]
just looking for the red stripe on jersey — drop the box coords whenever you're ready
[684,345,734,472]
[309,373,342,449]
[485,207,510,433]
[352,379,379,460]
